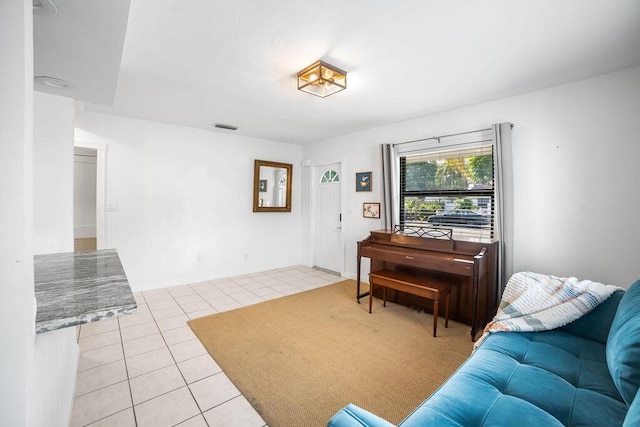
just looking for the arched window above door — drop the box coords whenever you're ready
[320,169,340,183]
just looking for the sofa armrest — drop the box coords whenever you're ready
[327,404,396,427]
[559,289,624,344]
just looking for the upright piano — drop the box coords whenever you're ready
[357,229,499,341]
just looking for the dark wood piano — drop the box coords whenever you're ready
[357,229,499,341]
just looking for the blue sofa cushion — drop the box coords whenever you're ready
[607,280,640,405]
[624,390,640,427]
[400,331,627,426]
[327,404,395,427]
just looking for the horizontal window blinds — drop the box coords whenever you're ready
[399,143,495,241]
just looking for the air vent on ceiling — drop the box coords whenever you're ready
[213,123,238,131]
[33,0,57,16]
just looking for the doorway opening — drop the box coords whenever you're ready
[74,141,106,251]
[74,147,97,251]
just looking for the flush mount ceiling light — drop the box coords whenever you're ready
[297,60,347,98]
[34,76,74,89]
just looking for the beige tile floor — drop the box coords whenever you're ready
[70,265,344,427]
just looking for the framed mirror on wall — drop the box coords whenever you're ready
[253,159,292,212]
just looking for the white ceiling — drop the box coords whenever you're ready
[34,0,640,145]
[33,0,130,105]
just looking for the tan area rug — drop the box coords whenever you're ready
[187,280,473,427]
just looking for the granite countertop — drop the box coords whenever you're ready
[34,249,137,333]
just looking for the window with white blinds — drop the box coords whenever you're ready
[399,144,494,240]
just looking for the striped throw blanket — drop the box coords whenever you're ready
[475,271,620,349]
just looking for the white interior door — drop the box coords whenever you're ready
[314,164,343,273]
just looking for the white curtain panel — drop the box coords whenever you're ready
[492,122,514,297]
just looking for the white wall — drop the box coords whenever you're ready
[33,92,75,254]
[0,2,33,425]
[31,92,79,427]
[302,66,640,288]
[76,114,303,292]
[1,6,78,427]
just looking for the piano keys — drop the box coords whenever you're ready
[357,229,499,341]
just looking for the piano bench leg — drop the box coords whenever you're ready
[445,292,450,329]
[433,299,439,337]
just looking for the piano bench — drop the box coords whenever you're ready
[368,270,451,337]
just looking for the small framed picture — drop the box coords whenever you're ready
[258,179,267,192]
[363,202,380,218]
[355,172,372,192]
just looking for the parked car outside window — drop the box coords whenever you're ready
[426,209,491,228]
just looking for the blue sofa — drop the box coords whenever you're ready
[328,280,640,427]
